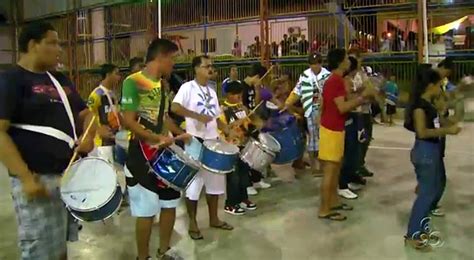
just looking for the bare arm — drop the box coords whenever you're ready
[0,120,34,181]
[164,114,185,136]
[122,111,165,144]
[171,102,201,120]
[75,109,97,154]
[413,108,457,138]
[334,96,365,114]
[285,92,300,107]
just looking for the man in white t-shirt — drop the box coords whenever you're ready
[171,55,233,240]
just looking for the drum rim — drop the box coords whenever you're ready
[203,140,239,155]
[61,157,118,212]
[167,144,201,170]
[153,170,198,191]
[244,138,277,157]
[257,133,281,153]
[148,150,200,191]
[201,163,232,175]
[68,187,123,222]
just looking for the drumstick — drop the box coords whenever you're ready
[248,100,264,117]
[62,115,97,183]
[260,65,274,81]
[227,100,264,129]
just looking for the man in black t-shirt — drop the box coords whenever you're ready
[0,22,95,259]
[241,63,273,194]
[242,63,267,110]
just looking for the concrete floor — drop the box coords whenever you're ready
[1,122,473,260]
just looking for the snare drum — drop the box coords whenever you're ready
[148,144,200,191]
[201,140,240,174]
[61,157,122,222]
[240,133,281,172]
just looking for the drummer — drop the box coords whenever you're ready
[218,81,261,215]
[121,38,190,260]
[241,63,272,194]
[171,55,234,240]
[0,22,96,259]
[87,63,122,162]
[285,52,330,176]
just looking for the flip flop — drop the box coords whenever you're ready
[210,221,234,231]
[188,230,204,240]
[331,203,354,211]
[318,212,347,221]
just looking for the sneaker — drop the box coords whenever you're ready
[247,186,258,195]
[224,205,246,216]
[348,183,364,191]
[254,180,271,189]
[240,200,257,211]
[338,189,358,199]
[358,166,374,177]
[430,208,445,217]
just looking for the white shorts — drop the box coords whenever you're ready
[124,166,180,217]
[184,137,226,201]
[185,169,226,201]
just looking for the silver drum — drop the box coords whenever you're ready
[240,133,281,172]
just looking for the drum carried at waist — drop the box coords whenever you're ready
[140,141,200,191]
[61,157,122,222]
[240,133,281,172]
[261,112,305,164]
[184,137,240,175]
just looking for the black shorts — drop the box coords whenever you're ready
[386,104,397,115]
[126,139,180,201]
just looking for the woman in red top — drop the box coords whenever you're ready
[318,49,377,221]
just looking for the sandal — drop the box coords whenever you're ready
[331,203,354,211]
[188,230,204,240]
[404,236,432,252]
[210,221,234,231]
[318,212,347,221]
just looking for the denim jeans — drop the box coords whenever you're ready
[340,113,361,189]
[226,158,251,207]
[431,157,446,210]
[407,140,442,238]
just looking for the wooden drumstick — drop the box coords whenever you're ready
[62,115,97,183]
[248,100,264,117]
[260,65,274,81]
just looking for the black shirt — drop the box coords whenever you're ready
[241,81,256,110]
[411,99,440,143]
[0,66,86,174]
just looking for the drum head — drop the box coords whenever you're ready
[168,144,201,170]
[203,140,239,155]
[61,157,117,212]
[258,133,281,153]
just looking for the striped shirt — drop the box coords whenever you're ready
[293,67,331,117]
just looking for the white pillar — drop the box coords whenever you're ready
[422,0,429,63]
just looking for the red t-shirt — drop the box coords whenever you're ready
[321,73,347,131]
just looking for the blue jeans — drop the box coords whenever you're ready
[431,157,446,210]
[407,140,442,238]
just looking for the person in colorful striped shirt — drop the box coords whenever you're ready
[121,39,190,260]
[285,52,330,176]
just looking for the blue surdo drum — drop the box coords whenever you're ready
[148,144,200,191]
[263,113,305,164]
[201,140,240,174]
[61,157,122,222]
